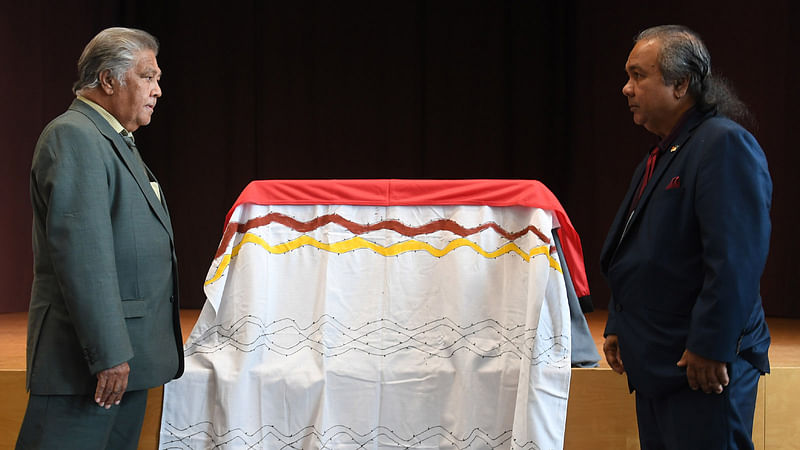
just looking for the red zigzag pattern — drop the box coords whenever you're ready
[216,212,550,258]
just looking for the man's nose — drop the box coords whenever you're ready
[622,79,633,97]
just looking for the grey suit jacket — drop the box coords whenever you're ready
[27,99,184,394]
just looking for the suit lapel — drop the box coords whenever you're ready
[628,146,679,222]
[68,99,174,240]
[629,111,711,226]
[144,165,174,231]
[600,156,647,269]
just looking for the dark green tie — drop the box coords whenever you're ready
[120,131,150,180]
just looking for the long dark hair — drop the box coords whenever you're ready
[636,25,754,128]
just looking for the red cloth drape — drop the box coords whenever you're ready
[224,179,591,300]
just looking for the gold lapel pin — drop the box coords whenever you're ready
[670,145,679,153]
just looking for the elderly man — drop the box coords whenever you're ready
[601,25,771,449]
[16,28,183,449]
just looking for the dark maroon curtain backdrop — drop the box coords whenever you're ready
[2,1,798,317]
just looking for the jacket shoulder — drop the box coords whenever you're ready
[34,108,113,162]
[694,115,755,140]
[688,115,764,161]
[40,108,101,140]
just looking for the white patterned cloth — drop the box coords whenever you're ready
[161,202,571,449]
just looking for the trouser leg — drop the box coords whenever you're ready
[16,389,148,450]
[634,357,761,450]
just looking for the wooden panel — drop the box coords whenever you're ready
[138,387,165,449]
[753,376,766,450]
[564,368,640,449]
[0,309,792,449]
[764,368,800,449]
[0,367,789,449]
[565,369,769,450]
[0,370,26,445]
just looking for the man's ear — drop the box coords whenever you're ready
[674,77,690,99]
[99,70,115,95]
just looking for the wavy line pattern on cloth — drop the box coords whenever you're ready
[184,314,569,366]
[161,422,543,449]
[205,233,560,286]
[215,212,551,258]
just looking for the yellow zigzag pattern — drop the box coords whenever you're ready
[206,233,561,286]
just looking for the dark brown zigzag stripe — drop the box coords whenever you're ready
[215,212,549,258]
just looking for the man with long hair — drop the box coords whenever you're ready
[601,25,771,449]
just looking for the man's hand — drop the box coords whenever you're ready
[676,349,728,394]
[603,334,625,374]
[95,361,130,409]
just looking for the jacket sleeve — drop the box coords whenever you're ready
[32,122,134,374]
[604,295,618,337]
[685,125,771,362]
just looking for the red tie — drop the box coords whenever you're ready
[629,146,660,212]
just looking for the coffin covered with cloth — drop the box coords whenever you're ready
[160,179,597,449]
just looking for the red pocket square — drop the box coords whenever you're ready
[666,176,681,190]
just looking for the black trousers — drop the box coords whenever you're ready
[16,389,148,450]
[635,357,761,450]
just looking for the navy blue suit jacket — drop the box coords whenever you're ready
[601,109,771,398]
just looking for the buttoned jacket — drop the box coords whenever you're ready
[601,109,771,397]
[27,99,184,394]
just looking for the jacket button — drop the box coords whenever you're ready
[169,295,174,303]
[615,303,623,312]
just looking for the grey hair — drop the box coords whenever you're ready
[73,27,159,95]
[636,25,753,126]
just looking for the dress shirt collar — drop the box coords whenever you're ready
[655,106,698,154]
[76,95,129,137]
